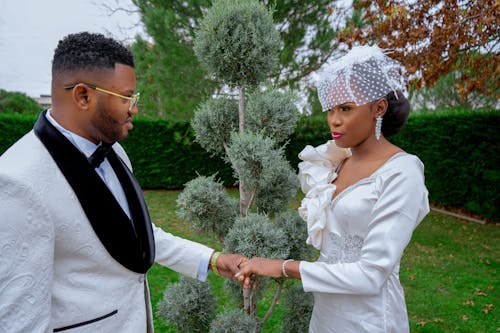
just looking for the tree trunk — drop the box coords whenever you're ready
[238,86,250,217]
[237,85,256,315]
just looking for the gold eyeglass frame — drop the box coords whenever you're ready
[64,83,139,111]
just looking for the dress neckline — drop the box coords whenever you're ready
[330,151,407,206]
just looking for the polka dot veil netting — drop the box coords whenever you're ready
[315,45,407,112]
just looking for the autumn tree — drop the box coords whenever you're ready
[338,0,499,106]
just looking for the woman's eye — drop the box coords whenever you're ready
[340,106,350,112]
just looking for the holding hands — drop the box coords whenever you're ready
[211,252,301,289]
[235,257,300,289]
[210,252,248,280]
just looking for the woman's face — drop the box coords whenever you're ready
[327,101,382,149]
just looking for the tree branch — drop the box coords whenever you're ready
[257,280,285,331]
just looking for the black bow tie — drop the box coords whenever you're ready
[88,142,115,168]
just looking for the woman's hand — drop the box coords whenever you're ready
[235,257,285,288]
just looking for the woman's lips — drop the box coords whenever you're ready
[332,132,343,139]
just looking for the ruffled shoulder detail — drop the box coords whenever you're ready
[298,183,336,249]
[298,140,351,193]
[297,141,351,249]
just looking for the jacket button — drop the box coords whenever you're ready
[138,275,145,283]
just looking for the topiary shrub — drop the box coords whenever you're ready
[156,277,216,333]
[209,309,257,333]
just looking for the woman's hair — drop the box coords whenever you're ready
[381,90,410,137]
[52,32,134,76]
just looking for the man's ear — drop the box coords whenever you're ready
[71,84,92,110]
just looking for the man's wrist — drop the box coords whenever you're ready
[210,251,222,276]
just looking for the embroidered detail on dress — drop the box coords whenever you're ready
[321,233,364,264]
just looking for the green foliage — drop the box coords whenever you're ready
[226,132,298,215]
[156,276,216,333]
[192,88,300,161]
[176,175,239,239]
[223,213,289,259]
[275,210,314,261]
[0,89,43,115]
[190,9,303,324]
[0,113,37,154]
[246,89,300,143]
[280,283,313,333]
[119,117,234,189]
[209,309,257,333]
[389,109,500,221]
[193,0,281,87]
[222,213,288,305]
[131,1,217,120]
[191,98,239,157]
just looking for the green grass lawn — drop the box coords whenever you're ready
[144,190,499,333]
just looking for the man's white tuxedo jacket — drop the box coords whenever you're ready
[0,119,213,332]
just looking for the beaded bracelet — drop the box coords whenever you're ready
[282,259,294,278]
[211,251,221,276]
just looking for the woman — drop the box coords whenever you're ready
[236,45,430,332]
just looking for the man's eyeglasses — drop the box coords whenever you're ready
[64,83,140,111]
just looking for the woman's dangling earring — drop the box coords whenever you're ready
[375,116,383,140]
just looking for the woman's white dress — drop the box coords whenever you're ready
[297,140,429,333]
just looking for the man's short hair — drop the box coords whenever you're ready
[52,32,134,76]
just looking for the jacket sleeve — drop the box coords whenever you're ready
[0,175,55,332]
[300,157,429,295]
[152,224,213,279]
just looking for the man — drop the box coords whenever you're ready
[0,32,245,332]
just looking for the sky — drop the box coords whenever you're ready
[0,0,144,98]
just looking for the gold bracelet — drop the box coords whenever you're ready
[211,251,221,276]
[282,259,294,278]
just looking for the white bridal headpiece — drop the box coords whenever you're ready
[316,45,408,112]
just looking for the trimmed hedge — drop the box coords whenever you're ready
[1,109,498,221]
[389,110,499,222]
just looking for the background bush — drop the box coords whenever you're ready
[1,108,498,221]
[156,276,216,332]
[0,89,43,115]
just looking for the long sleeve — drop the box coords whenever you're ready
[300,156,429,295]
[0,175,55,332]
[152,224,213,280]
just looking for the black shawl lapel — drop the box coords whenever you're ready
[34,111,155,273]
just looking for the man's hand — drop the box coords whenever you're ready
[212,253,247,280]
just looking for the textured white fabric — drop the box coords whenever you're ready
[297,141,429,333]
[315,45,407,112]
[0,131,213,332]
[297,140,351,248]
